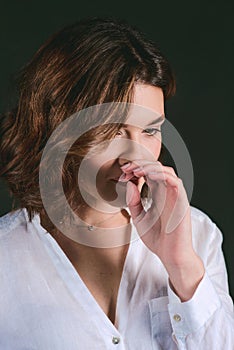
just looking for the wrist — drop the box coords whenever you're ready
[166,253,205,302]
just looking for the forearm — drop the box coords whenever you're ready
[166,252,205,302]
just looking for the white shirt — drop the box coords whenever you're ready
[0,206,233,350]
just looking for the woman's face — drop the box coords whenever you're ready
[78,84,165,211]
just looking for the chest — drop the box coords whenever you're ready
[77,270,122,327]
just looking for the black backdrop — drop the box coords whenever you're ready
[0,0,233,299]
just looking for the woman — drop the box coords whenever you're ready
[0,17,233,349]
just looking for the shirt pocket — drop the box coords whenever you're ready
[148,296,177,350]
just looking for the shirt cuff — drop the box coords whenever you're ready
[167,271,221,337]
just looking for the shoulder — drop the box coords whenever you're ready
[0,208,29,236]
[190,204,220,234]
[191,205,215,224]
[190,204,224,259]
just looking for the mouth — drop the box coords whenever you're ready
[111,175,139,185]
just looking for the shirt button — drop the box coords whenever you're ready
[173,314,182,322]
[112,336,120,344]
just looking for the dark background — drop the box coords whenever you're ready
[0,0,233,298]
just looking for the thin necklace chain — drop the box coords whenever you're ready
[75,211,126,231]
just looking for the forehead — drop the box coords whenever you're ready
[133,84,164,111]
[125,103,165,128]
[127,84,165,127]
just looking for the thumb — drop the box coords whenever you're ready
[126,181,144,220]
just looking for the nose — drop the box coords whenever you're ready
[118,158,130,167]
[117,134,146,166]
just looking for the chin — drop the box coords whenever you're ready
[97,180,127,207]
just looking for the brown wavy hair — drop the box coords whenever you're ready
[0,17,176,226]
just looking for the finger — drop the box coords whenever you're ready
[126,181,145,222]
[145,171,182,213]
[121,160,162,173]
[145,171,180,188]
[145,174,168,224]
[118,172,136,182]
[132,165,176,179]
[132,166,174,182]
[146,173,189,234]
[120,162,163,184]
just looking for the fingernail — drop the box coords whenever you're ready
[121,162,131,169]
[119,173,126,181]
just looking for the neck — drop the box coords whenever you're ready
[40,207,132,272]
[74,204,130,228]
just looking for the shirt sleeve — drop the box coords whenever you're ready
[167,219,234,349]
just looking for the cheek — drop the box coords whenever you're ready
[95,160,116,187]
[81,154,112,176]
[145,137,162,159]
[78,157,104,193]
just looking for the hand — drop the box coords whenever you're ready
[121,160,205,301]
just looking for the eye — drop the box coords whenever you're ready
[143,127,161,136]
[115,130,123,137]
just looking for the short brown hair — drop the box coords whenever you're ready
[0,17,176,222]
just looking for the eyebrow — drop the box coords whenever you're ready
[146,115,165,126]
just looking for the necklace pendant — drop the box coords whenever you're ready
[88,225,94,231]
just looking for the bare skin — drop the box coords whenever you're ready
[41,84,205,327]
[46,223,130,326]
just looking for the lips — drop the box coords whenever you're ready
[111,175,139,185]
